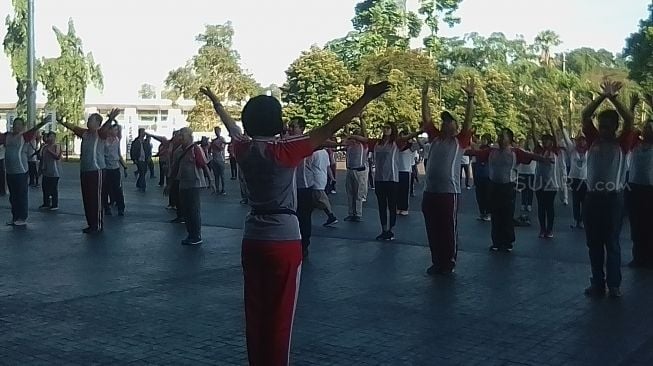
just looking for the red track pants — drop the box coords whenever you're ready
[242,239,302,366]
[422,192,459,271]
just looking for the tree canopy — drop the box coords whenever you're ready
[163,22,260,132]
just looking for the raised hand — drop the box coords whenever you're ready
[609,81,624,97]
[362,77,391,101]
[630,93,641,112]
[462,78,476,97]
[200,86,219,103]
[107,108,121,122]
[600,80,613,96]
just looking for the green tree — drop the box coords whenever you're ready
[282,47,352,128]
[38,19,103,124]
[534,30,562,67]
[164,22,259,131]
[624,3,653,90]
[138,83,156,99]
[327,0,421,72]
[3,0,29,115]
[418,0,463,57]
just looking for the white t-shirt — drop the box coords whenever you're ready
[397,149,414,172]
[311,149,330,190]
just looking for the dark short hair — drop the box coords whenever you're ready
[481,133,493,144]
[440,111,456,123]
[88,113,103,124]
[597,110,620,130]
[500,128,514,142]
[138,128,146,133]
[242,95,283,137]
[290,116,307,130]
[541,134,555,143]
[47,131,57,138]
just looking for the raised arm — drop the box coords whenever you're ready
[558,117,573,149]
[59,120,85,138]
[25,115,52,136]
[308,78,390,149]
[146,132,168,144]
[99,109,120,136]
[461,78,476,131]
[582,82,610,129]
[200,87,242,138]
[360,114,368,138]
[606,81,634,133]
[422,82,433,129]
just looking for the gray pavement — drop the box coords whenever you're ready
[1,162,652,365]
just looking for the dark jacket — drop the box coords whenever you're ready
[130,138,152,162]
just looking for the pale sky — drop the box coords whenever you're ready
[0,0,649,103]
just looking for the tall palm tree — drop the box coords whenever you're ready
[534,30,562,67]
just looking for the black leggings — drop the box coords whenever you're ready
[570,178,587,223]
[397,172,410,211]
[375,181,398,230]
[536,190,557,232]
[461,164,471,188]
[229,157,238,178]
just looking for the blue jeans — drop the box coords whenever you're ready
[136,161,148,190]
[584,192,623,288]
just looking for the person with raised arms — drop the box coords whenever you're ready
[467,128,551,252]
[39,131,63,211]
[581,80,635,298]
[210,126,228,195]
[530,119,566,239]
[103,124,128,216]
[556,117,588,229]
[200,78,390,366]
[627,93,653,269]
[60,109,119,234]
[420,79,474,275]
[0,115,51,226]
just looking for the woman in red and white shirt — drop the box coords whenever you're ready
[467,128,550,252]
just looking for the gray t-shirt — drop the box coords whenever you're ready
[41,145,62,178]
[80,131,106,172]
[104,137,122,170]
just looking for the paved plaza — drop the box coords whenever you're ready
[1,163,653,365]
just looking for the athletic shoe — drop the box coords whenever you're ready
[13,220,26,226]
[231,177,237,180]
[538,231,546,238]
[166,205,175,210]
[584,285,606,298]
[503,243,514,252]
[545,231,554,239]
[608,287,622,298]
[170,218,185,224]
[219,190,226,196]
[343,216,355,222]
[352,216,362,222]
[323,216,338,227]
[330,190,337,194]
[483,214,492,221]
[489,244,501,252]
[240,199,248,205]
[466,186,472,190]
[427,265,454,276]
[385,231,395,241]
[6,221,15,226]
[376,232,388,241]
[49,206,59,211]
[38,204,50,210]
[477,216,485,221]
[181,238,203,246]
[82,227,102,234]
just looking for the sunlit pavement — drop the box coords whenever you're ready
[1,162,652,365]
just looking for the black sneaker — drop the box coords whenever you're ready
[503,243,514,252]
[385,231,395,241]
[352,216,362,222]
[82,227,102,234]
[181,238,203,246]
[49,206,59,211]
[39,204,50,210]
[376,232,387,241]
[608,287,622,298]
[240,199,248,205]
[323,216,338,227]
[426,265,439,276]
[343,216,355,222]
[584,285,606,298]
[489,244,501,252]
[170,217,185,224]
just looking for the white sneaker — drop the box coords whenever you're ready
[13,220,26,226]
